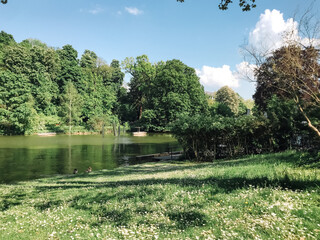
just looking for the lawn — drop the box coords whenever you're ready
[0,151,319,239]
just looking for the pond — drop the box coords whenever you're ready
[0,134,180,184]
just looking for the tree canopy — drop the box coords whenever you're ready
[122,56,207,131]
[0,30,210,135]
[254,45,320,137]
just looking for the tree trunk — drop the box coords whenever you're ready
[69,99,72,135]
[138,105,143,120]
[298,104,320,137]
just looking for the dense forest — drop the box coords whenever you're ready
[0,30,319,160]
[0,31,212,135]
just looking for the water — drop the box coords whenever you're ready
[0,134,180,184]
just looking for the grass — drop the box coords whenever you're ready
[0,151,319,239]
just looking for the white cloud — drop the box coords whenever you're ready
[125,7,143,16]
[248,9,298,54]
[235,61,257,82]
[196,65,239,90]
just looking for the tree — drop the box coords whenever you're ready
[215,86,240,115]
[80,50,97,69]
[57,45,82,92]
[0,71,37,135]
[151,59,207,129]
[122,55,156,120]
[60,81,82,134]
[110,59,124,88]
[28,46,60,115]
[254,45,320,137]
[176,0,257,11]
[0,31,15,46]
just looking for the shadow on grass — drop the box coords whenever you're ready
[67,190,207,228]
[56,151,301,181]
[2,151,318,222]
[40,175,320,193]
[0,192,27,211]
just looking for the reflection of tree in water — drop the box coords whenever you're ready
[0,135,180,183]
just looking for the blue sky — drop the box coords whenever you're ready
[0,0,319,99]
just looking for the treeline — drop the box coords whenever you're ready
[172,45,320,160]
[1,30,318,160]
[0,31,126,135]
[0,31,208,135]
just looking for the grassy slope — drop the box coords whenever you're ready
[0,151,319,240]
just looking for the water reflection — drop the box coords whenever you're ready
[0,134,180,183]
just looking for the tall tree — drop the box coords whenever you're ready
[57,45,81,92]
[254,45,320,137]
[28,45,60,115]
[122,55,156,120]
[110,59,124,88]
[150,59,207,129]
[0,71,37,135]
[60,81,82,134]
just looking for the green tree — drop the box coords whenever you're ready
[122,55,156,120]
[28,46,60,115]
[80,50,97,69]
[0,71,37,135]
[150,59,207,130]
[20,38,49,49]
[110,59,124,87]
[265,96,302,150]
[110,59,125,117]
[0,31,14,44]
[60,81,82,134]
[215,86,240,115]
[57,45,81,92]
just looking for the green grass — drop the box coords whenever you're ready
[0,151,319,239]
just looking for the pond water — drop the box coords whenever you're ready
[0,134,180,184]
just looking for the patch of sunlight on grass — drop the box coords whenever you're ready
[0,151,319,239]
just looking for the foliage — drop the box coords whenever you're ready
[60,81,82,134]
[56,45,82,92]
[215,86,240,115]
[123,57,207,131]
[254,45,320,137]
[171,113,272,161]
[0,71,38,135]
[0,31,121,135]
[122,55,156,121]
[265,96,304,151]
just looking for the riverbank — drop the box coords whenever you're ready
[0,151,319,239]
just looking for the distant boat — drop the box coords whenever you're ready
[37,132,56,136]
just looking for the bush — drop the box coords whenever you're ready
[171,114,272,161]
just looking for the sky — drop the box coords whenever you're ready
[0,0,319,99]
